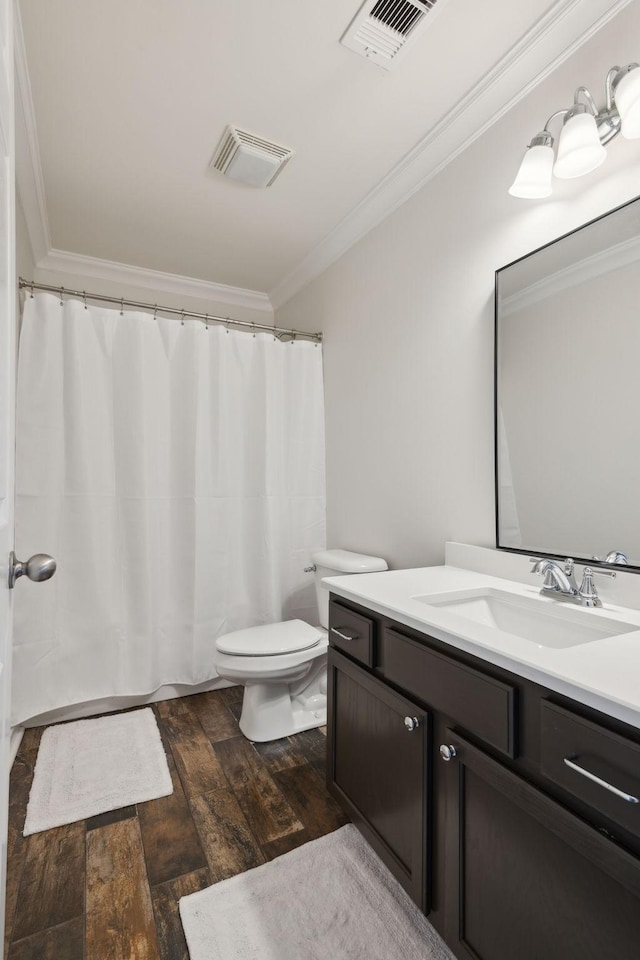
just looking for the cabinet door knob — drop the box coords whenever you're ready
[404,716,420,732]
[439,744,458,762]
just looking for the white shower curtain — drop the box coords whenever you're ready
[12,293,325,725]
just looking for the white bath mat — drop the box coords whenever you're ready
[180,824,455,960]
[23,707,173,835]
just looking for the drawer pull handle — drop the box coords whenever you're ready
[563,757,639,804]
[440,744,458,762]
[404,716,420,732]
[331,627,358,642]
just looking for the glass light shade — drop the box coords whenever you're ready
[508,144,554,198]
[615,66,640,139]
[553,112,606,179]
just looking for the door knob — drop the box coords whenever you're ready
[9,551,56,589]
[439,744,458,762]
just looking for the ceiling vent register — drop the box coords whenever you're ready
[341,0,445,70]
[211,126,294,188]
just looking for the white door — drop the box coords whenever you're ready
[0,0,15,943]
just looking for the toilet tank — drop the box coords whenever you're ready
[312,549,388,628]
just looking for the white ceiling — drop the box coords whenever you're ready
[16,0,631,302]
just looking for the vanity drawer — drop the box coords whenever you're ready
[328,600,374,667]
[381,627,516,756]
[541,701,640,841]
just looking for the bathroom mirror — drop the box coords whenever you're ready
[495,194,640,570]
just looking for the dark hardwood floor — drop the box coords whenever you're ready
[4,687,347,959]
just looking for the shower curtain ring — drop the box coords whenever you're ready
[120,298,124,316]
[154,304,158,319]
[252,323,256,338]
[59,287,64,306]
[291,331,296,345]
[83,291,87,310]
[205,314,209,330]
[29,282,34,298]
[180,310,185,327]
[225,318,230,334]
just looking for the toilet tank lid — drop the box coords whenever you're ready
[311,549,388,574]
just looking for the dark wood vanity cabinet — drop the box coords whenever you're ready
[444,732,640,960]
[327,647,429,911]
[327,594,640,960]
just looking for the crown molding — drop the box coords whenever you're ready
[14,1,51,264]
[270,0,635,310]
[501,232,640,316]
[35,249,274,314]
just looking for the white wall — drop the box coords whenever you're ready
[15,195,35,349]
[276,4,640,571]
[16,194,34,285]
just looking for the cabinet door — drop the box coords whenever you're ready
[442,730,640,960]
[327,648,429,912]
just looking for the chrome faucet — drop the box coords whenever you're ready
[530,557,579,597]
[529,557,616,608]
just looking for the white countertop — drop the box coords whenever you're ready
[323,564,640,731]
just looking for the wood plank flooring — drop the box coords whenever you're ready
[4,688,345,960]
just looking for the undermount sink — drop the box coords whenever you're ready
[412,588,637,649]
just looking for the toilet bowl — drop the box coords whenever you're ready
[214,549,387,742]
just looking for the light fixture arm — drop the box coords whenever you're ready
[574,86,599,117]
[524,110,568,150]
[542,109,569,136]
[605,66,621,111]
[522,111,569,151]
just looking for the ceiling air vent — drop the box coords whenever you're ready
[341,0,445,70]
[211,126,294,188]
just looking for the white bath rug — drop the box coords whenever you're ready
[23,707,173,835]
[179,824,455,960]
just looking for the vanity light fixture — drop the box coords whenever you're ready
[509,63,640,199]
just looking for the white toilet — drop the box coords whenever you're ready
[214,549,387,742]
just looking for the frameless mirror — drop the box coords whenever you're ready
[495,194,640,570]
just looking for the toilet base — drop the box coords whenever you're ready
[238,656,327,742]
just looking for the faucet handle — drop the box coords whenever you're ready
[563,558,574,575]
[578,566,616,608]
[578,567,601,606]
[579,568,598,605]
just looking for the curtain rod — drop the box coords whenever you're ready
[18,278,323,343]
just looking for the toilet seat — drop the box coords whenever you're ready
[216,619,323,657]
[215,636,328,684]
